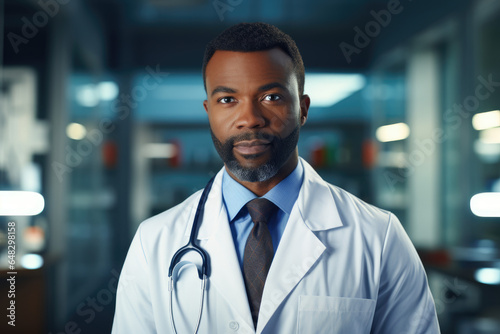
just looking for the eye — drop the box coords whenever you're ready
[218,96,236,104]
[263,94,281,102]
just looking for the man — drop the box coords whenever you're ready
[112,22,440,333]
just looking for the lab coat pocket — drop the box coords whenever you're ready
[297,295,376,334]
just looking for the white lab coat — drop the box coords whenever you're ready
[112,158,440,334]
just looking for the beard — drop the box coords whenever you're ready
[210,125,300,182]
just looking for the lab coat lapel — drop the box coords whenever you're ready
[196,169,255,331]
[256,209,325,333]
[256,158,344,333]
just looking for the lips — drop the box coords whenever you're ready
[233,139,271,155]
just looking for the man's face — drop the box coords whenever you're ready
[203,48,309,182]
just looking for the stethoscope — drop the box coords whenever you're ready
[167,175,215,334]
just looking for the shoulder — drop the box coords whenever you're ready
[320,179,413,261]
[327,182,392,225]
[327,181,395,242]
[300,158,393,236]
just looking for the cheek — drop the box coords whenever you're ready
[208,112,229,140]
[209,104,239,132]
[269,106,300,134]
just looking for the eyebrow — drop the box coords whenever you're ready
[210,82,288,97]
[211,86,237,97]
[258,82,287,92]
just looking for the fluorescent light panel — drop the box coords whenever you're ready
[21,254,44,270]
[142,143,176,158]
[0,191,45,216]
[475,268,500,285]
[305,74,366,107]
[376,122,410,142]
[472,110,500,130]
[470,192,500,217]
[98,81,119,101]
[75,81,119,106]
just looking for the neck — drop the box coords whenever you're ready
[226,150,299,197]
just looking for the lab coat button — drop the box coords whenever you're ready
[229,321,239,331]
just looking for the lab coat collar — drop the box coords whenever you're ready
[296,157,344,231]
[185,157,344,239]
[184,157,345,240]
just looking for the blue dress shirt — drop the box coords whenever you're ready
[221,161,304,269]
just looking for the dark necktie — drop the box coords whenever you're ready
[243,198,277,328]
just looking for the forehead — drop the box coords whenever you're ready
[205,48,297,91]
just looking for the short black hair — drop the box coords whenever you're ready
[202,22,305,96]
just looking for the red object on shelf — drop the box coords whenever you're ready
[103,141,118,168]
[362,139,377,169]
[309,139,327,168]
[418,249,452,267]
[169,140,182,168]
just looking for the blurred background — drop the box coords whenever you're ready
[1,0,500,333]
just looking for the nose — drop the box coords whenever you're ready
[234,100,266,129]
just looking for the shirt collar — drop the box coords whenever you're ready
[222,160,304,222]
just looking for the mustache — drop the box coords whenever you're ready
[225,132,276,146]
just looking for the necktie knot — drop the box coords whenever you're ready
[245,198,277,225]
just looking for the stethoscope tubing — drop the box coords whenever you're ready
[167,175,216,334]
[168,274,207,334]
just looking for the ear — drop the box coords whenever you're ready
[203,100,209,114]
[299,94,310,126]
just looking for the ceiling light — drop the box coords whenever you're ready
[98,81,119,101]
[305,74,366,107]
[21,254,44,270]
[75,84,99,107]
[142,143,177,158]
[376,122,410,142]
[470,192,500,217]
[66,123,87,140]
[0,191,45,216]
[475,268,500,285]
[472,110,500,130]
